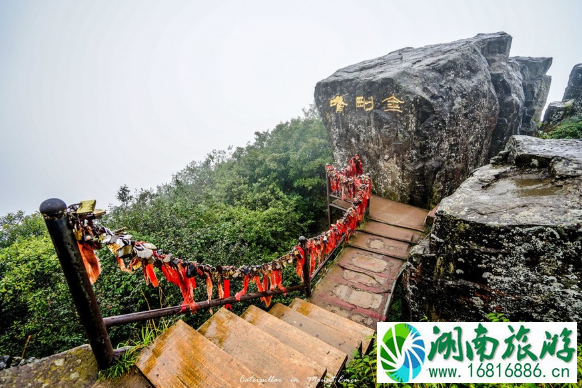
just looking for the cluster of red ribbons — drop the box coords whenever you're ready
[326,155,370,202]
[68,156,371,312]
[298,156,372,279]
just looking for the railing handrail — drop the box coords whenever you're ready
[40,156,371,369]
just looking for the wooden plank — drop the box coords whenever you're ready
[241,305,347,381]
[268,303,361,361]
[136,320,260,388]
[290,298,375,354]
[198,308,325,388]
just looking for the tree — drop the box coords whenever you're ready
[116,185,133,205]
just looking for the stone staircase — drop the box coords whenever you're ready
[128,195,429,388]
[136,298,374,388]
[310,195,427,328]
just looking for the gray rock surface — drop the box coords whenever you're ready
[543,63,582,126]
[403,135,582,322]
[513,57,552,135]
[563,63,582,102]
[315,32,551,209]
[0,345,153,388]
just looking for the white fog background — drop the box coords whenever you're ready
[1,0,581,215]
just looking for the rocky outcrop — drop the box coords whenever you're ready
[513,57,552,135]
[479,35,525,160]
[563,63,582,102]
[0,345,153,388]
[315,32,552,209]
[543,63,582,126]
[403,135,582,322]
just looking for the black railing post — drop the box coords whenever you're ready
[299,236,311,297]
[326,174,332,228]
[39,198,113,370]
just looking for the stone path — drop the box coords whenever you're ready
[309,195,427,328]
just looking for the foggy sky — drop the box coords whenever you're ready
[1,0,581,215]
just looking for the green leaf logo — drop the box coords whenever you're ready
[379,323,426,382]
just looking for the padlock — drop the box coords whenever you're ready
[130,258,142,270]
[143,242,157,250]
[136,248,153,260]
[107,242,122,254]
[76,200,96,215]
[74,229,83,241]
[118,245,134,258]
[186,263,197,278]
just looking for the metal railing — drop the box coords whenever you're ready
[39,159,369,369]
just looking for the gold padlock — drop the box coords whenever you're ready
[130,258,142,270]
[118,245,134,258]
[74,229,83,241]
[107,242,122,254]
[76,200,96,215]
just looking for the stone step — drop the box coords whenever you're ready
[198,308,326,387]
[289,298,375,353]
[310,278,387,322]
[308,298,379,329]
[359,221,423,243]
[368,195,428,231]
[348,231,410,259]
[136,319,257,388]
[241,305,347,381]
[268,303,361,361]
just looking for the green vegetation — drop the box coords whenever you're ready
[98,319,166,381]
[539,115,582,139]
[0,106,333,358]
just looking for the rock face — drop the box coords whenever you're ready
[0,344,153,388]
[315,32,552,209]
[513,57,553,135]
[403,135,582,322]
[543,63,582,126]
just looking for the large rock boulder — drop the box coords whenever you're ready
[315,32,552,209]
[403,135,582,322]
[543,63,582,126]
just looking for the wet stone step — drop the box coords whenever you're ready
[359,221,423,243]
[368,195,428,231]
[198,308,325,388]
[348,232,410,259]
